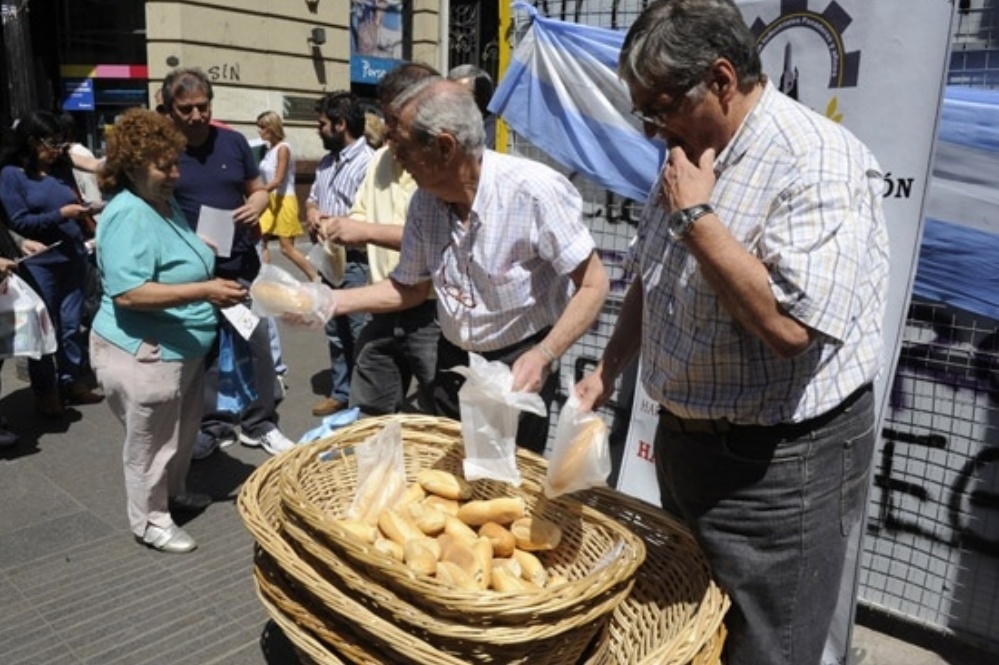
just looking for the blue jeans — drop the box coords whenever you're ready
[323,258,369,402]
[654,386,875,665]
[348,300,440,415]
[22,258,89,394]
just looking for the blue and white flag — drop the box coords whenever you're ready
[917,86,999,321]
[489,2,663,202]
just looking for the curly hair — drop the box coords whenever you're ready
[98,108,186,194]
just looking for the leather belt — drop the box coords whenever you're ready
[658,384,872,439]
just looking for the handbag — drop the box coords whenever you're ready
[216,323,257,413]
[0,273,58,359]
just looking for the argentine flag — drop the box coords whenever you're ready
[490,2,663,203]
[917,86,999,321]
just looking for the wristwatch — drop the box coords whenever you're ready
[667,203,713,242]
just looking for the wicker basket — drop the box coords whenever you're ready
[241,448,624,664]
[576,487,731,665]
[238,455,466,665]
[278,414,646,626]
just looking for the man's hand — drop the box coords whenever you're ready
[575,365,614,413]
[511,347,552,394]
[661,146,716,210]
[232,202,261,226]
[319,216,368,246]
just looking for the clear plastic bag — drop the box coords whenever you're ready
[347,420,407,525]
[250,263,336,328]
[449,352,547,486]
[543,376,611,498]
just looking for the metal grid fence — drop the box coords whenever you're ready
[506,0,999,656]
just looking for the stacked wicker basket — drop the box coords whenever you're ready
[237,414,729,664]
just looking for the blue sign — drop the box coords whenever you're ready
[350,55,399,85]
[62,78,95,111]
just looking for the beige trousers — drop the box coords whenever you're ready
[90,334,205,537]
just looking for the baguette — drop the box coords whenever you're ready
[250,280,314,314]
[547,418,608,496]
[378,508,425,545]
[436,560,478,591]
[439,534,484,586]
[457,497,526,526]
[335,518,378,544]
[406,501,447,536]
[511,548,548,588]
[479,522,516,558]
[471,536,494,590]
[491,565,528,592]
[443,515,479,544]
[423,495,460,516]
[395,482,426,509]
[403,539,438,576]
[373,537,405,562]
[417,469,472,500]
[510,516,563,551]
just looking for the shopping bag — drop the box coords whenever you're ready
[216,323,257,413]
[449,352,547,486]
[0,274,57,359]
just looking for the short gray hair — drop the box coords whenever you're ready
[619,0,762,92]
[161,67,213,109]
[392,78,485,157]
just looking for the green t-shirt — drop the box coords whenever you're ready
[93,189,218,360]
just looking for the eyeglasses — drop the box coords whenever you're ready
[630,82,704,129]
[172,101,210,117]
[41,138,69,151]
[437,239,476,309]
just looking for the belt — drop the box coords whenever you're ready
[658,384,873,439]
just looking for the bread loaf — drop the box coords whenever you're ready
[403,539,438,576]
[511,548,548,587]
[335,519,378,544]
[456,497,526,526]
[510,516,562,551]
[491,565,528,592]
[478,522,516,558]
[378,509,425,545]
[406,501,447,536]
[251,280,314,314]
[423,495,460,516]
[443,515,479,544]
[436,560,478,591]
[417,469,472,500]
[373,537,405,562]
[547,418,608,496]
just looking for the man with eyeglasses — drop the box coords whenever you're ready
[326,78,609,455]
[575,2,889,664]
[160,67,295,460]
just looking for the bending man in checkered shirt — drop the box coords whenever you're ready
[576,2,890,664]
[330,77,609,455]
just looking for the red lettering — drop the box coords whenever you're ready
[637,440,655,462]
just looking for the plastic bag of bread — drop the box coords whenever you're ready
[544,377,611,498]
[348,420,408,524]
[250,263,336,329]
[450,353,546,486]
[306,240,345,287]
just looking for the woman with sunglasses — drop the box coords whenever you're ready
[0,110,104,417]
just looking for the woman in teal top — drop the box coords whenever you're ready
[90,109,247,554]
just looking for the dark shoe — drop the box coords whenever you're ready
[35,392,65,419]
[139,524,197,553]
[169,492,212,512]
[312,396,345,417]
[65,382,103,405]
[0,427,18,448]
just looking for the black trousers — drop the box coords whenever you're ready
[431,329,557,456]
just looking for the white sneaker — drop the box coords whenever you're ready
[240,428,295,456]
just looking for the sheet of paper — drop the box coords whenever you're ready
[196,205,236,258]
[221,303,259,341]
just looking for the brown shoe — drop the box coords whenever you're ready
[35,392,65,419]
[312,396,345,417]
[65,381,104,405]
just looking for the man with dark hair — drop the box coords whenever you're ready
[319,62,440,416]
[576,2,889,663]
[160,66,295,459]
[305,90,374,417]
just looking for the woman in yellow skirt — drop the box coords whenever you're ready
[256,111,317,281]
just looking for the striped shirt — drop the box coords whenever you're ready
[632,81,889,424]
[392,150,595,352]
[307,138,374,217]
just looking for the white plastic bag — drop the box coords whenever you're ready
[449,352,547,486]
[250,263,336,329]
[347,420,407,525]
[544,376,611,498]
[306,241,345,287]
[0,274,57,359]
